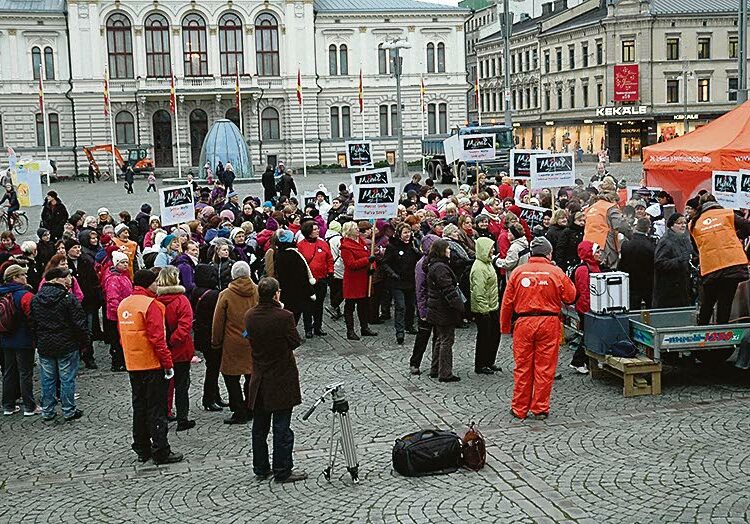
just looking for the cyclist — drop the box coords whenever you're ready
[0,183,20,231]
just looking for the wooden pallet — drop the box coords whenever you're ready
[586,350,662,398]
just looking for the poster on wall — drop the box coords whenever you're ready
[510,149,546,179]
[530,153,575,189]
[159,184,195,226]
[345,141,373,168]
[614,64,639,102]
[460,134,496,161]
[351,167,392,186]
[353,184,399,219]
[14,159,44,207]
[712,171,740,209]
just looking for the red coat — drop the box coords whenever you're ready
[340,236,372,299]
[156,285,195,363]
[497,184,514,200]
[297,238,334,281]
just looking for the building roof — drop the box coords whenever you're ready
[314,0,468,13]
[478,10,556,43]
[459,0,493,10]
[540,2,607,36]
[649,0,750,15]
[0,0,65,12]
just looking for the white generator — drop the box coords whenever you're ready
[589,272,630,314]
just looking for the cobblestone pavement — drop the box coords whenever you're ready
[4,167,749,523]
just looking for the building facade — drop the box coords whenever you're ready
[475,0,746,162]
[0,0,468,175]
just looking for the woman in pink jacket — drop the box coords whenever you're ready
[39,254,84,303]
[104,251,133,371]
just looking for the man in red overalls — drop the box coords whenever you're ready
[500,237,576,420]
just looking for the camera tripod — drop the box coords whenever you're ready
[302,383,360,483]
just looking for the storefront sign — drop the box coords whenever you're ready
[594,105,648,117]
[160,184,195,226]
[613,64,639,102]
[712,170,741,209]
[673,114,699,120]
[353,184,400,219]
[530,153,575,189]
[509,149,546,179]
[350,167,392,186]
[461,134,496,162]
[345,140,373,168]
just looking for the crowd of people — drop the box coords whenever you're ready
[1,160,748,467]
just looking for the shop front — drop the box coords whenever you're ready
[655,112,725,144]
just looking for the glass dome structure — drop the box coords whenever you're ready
[198,119,253,179]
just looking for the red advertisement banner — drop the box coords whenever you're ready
[614,64,639,102]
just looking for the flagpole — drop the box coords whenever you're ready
[173,74,182,178]
[420,74,426,175]
[39,64,50,186]
[236,61,243,137]
[477,80,483,126]
[298,68,307,177]
[105,67,118,184]
[360,67,365,140]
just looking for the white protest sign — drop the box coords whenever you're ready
[443,134,461,164]
[739,170,750,209]
[516,203,549,228]
[712,171,740,209]
[510,149,546,179]
[353,184,400,220]
[345,140,373,168]
[159,184,195,226]
[461,134,496,162]
[530,153,575,189]
[350,167,392,186]
[14,158,44,207]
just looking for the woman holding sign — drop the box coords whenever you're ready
[340,222,378,341]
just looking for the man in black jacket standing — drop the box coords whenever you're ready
[40,190,68,242]
[30,267,90,422]
[618,218,655,310]
[66,237,101,369]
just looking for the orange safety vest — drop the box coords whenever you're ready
[691,208,748,277]
[118,294,165,371]
[583,200,615,249]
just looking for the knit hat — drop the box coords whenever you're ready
[153,231,167,250]
[97,207,109,216]
[229,227,244,242]
[36,228,49,240]
[210,237,232,247]
[99,234,112,247]
[63,238,80,252]
[201,206,216,218]
[666,212,684,229]
[219,209,235,223]
[161,234,176,249]
[277,229,294,244]
[628,199,647,209]
[231,261,251,280]
[443,223,459,238]
[529,236,553,257]
[328,220,342,233]
[263,201,274,209]
[114,223,129,237]
[508,223,525,240]
[141,203,152,214]
[227,191,238,199]
[112,251,128,266]
[149,215,161,225]
[46,190,59,200]
[3,264,27,281]
[133,269,158,288]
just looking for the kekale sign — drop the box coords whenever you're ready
[595,105,649,117]
[350,167,392,186]
[345,140,373,168]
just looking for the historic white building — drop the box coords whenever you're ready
[0,0,469,175]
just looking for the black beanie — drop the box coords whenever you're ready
[133,269,158,288]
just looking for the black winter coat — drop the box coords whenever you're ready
[211,258,234,291]
[30,283,89,358]
[653,229,693,308]
[279,174,297,197]
[545,224,566,252]
[555,222,584,272]
[425,257,465,326]
[261,169,277,202]
[275,247,315,313]
[191,286,220,353]
[380,237,420,289]
[68,255,102,312]
[619,232,655,309]
[40,201,69,241]
[135,212,150,243]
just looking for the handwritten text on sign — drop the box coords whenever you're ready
[353,184,399,219]
[530,153,575,189]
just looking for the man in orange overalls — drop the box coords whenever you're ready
[501,237,576,420]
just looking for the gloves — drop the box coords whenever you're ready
[368,255,376,263]
[164,368,174,380]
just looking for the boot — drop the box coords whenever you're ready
[347,330,360,341]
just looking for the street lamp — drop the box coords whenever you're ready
[382,38,411,178]
[677,69,694,134]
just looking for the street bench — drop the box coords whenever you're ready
[586,350,662,398]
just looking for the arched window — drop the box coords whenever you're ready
[437,43,445,73]
[189,109,208,166]
[426,43,435,73]
[182,13,208,77]
[152,109,173,167]
[261,107,280,139]
[115,111,135,145]
[106,14,133,79]
[44,47,55,80]
[339,44,348,75]
[145,13,171,78]
[219,12,243,76]
[225,107,240,131]
[32,47,41,79]
[255,13,279,77]
[329,44,338,76]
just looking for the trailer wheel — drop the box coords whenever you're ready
[435,163,449,184]
[697,348,734,366]
[457,164,468,185]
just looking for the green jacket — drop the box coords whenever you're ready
[469,237,498,314]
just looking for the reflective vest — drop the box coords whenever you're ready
[118,294,165,371]
[691,208,748,277]
[583,200,615,249]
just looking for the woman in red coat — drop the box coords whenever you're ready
[339,221,377,340]
[157,266,196,431]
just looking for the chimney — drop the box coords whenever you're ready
[541,2,553,15]
[519,13,531,21]
[553,0,568,11]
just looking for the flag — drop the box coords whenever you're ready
[358,69,364,113]
[235,68,241,109]
[103,68,111,117]
[38,66,44,113]
[169,72,176,114]
[296,69,302,106]
[420,75,426,113]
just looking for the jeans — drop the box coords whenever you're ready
[252,409,294,478]
[202,346,223,406]
[173,362,191,421]
[129,369,171,461]
[303,280,328,333]
[344,298,369,333]
[699,278,742,326]
[474,310,500,370]
[2,346,36,412]
[392,288,416,337]
[431,325,455,379]
[39,350,79,419]
[410,318,434,369]
[223,374,250,420]
[329,278,344,310]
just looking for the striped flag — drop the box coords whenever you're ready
[296,69,302,106]
[235,68,241,109]
[358,69,364,113]
[103,68,111,117]
[38,65,45,113]
[169,72,176,114]
[420,75,426,113]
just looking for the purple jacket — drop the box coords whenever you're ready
[172,253,197,296]
[415,234,440,319]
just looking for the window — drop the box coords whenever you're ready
[512,90,518,110]
[261,107,280,139]
[182,13,208,77]
[426,43,435,73]
[698,37,711,59]
[341,106,351,137]
[544,89,551,111]
[532,49,538,69]
[329,44,338,76]
[544,50,550,73]
[569,87,575,108]
[582,43,589,68]
[621,40,635,62]
[219,12,243,76]
[533,87,538,108]
[524,50,530,71]
[32,47,41,79]
[582,84,589,107]
[596,83,603,105]
[115,111,135,145]
[35,113,45,146]
[255,13,280,76]
[555,48,562,71]
[697,78,710,102]
[730,38,738,59]
[379,104,390,136]
[378,44,388,75]
[666,79,679,103]
[330,107,339,138]
[437,43,445,73]
[35,113,59,147]
[427,104,436,134]
[490,59,496,77]
[329,106,351,138]
[0,115,3,147]
[568,45,575,70]
[145,13,171,78]
[511,54,516,74]
[44,47,54,80]
[339,44,348,75]
[106,14,133,79]
[596,41,603,65]
[557,89,563,109]
[226,107,240,130]
[391,105,397,135]
[666,38,679,61]
[525,88,530,109]
[729,77,739,102]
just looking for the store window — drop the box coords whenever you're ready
[697,78,710,102]
[666,38,679,61]
[729,77,738,102]
[698,37,711,59]
[621,40,635,63]
[666,79,679,104]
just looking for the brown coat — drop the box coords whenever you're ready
[212,277,259,375]
[244,300,302,412]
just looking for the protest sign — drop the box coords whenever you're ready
[302,191,331,210]
[510,149,545,179]
[530,153,575,189]
[443,134,461,164]
[739,170,750,209]
[14,159,44,207]
[516,203,549,229]
[351,167,392,186]
[460,134,496,162]
[160,184,194,226]
[353,184,399,220]
[626,186,663,204]
[345,140,373,168]
[712,171,740,209]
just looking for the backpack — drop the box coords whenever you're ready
[461,422,486,471]
[0,291,19,334]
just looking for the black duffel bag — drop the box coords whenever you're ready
[392,429,462,477]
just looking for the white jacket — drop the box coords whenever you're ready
[493,236,530,277]
[325,231,344,279]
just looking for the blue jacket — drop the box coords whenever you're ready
[0,282,33,349]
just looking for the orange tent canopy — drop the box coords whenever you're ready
[643,100,750,207]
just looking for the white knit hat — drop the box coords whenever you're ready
[112,251,128,266]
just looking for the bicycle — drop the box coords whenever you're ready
[0,208,29,236]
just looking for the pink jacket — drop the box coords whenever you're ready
[104,268,133,320]
[38,276,84,304]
